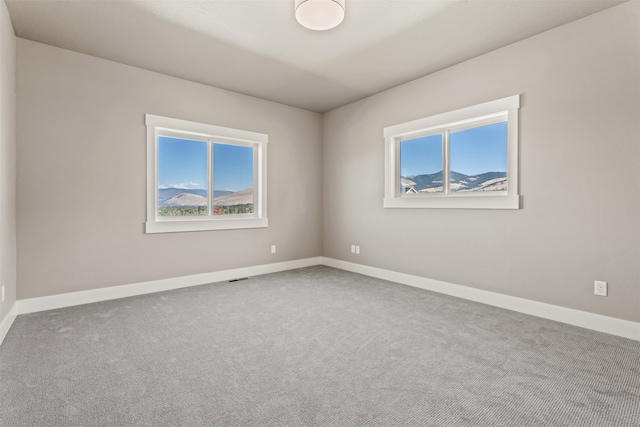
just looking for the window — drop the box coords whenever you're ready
[384,95,520,209]
[146,114,267,233]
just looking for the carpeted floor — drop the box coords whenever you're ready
[1,266,639,426]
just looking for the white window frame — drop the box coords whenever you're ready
[383,95,520,209]
[145,114,268,233]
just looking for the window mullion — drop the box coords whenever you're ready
[443,130,450,195]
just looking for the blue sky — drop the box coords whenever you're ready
[158,136,253,192]
[400,134,442,176]
[400,122,507,177]
[213,143,253,192]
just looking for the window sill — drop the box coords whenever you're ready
[383,194,520,209]
[145,217,268,234]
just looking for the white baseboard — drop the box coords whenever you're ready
[17,257,322,315]
[0,302,17,346]
[5,256,638,344]
[321,257,640,341]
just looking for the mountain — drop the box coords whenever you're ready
[409,171,444,191]
[158,188,233,207]
[404,171,507,193]
[213,188,253,206]
[164,193,207,207]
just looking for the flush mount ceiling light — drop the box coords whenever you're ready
[295,0,345,31]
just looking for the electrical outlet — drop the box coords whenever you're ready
[351,245,356,253]
[355,245,360,254]
[594,281,608,297]
[271,245,277,254]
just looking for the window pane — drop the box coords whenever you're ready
[450,122,508,193]
[399,134,443,194]
[213,144,254,215]
[157,136,208,216]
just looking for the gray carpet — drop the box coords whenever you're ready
[1,266,639,426]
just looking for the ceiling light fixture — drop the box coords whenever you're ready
[295,0,345,31]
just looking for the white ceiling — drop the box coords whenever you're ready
[6,0,626,113]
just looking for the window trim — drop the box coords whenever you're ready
[145,114,268,233]
[383,95,520,209]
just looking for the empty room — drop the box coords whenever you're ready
[1,0,639,425]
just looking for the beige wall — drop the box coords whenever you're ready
[12,2,640,324]
[0,0,16,325]
[16,39,322,299]
[322,1,640,322]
